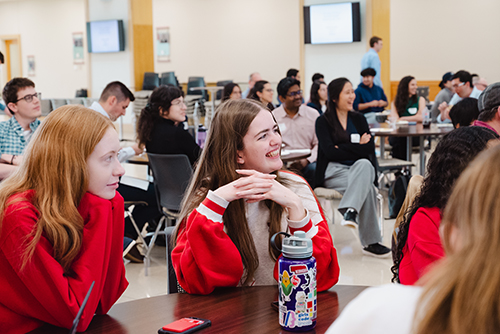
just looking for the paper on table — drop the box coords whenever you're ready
[119,175,150,191]
[370,128,393,133]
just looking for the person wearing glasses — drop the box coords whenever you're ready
[247,80,275,111]
[437,70,483,123]
[273,77,319,186]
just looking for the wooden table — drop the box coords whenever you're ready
[32,285,367,334]
[126,153,149,165]
[370,123,453,175]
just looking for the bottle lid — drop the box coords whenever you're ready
[282,231,313,258]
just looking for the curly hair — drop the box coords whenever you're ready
[391,126,499,282]
[394,76,417,117]
[136,85,183,147]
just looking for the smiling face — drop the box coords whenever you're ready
[282,84,302,111]
[408,79,418,96]
[257,83,274,104]
[162,96,187,125]
[237,109,283,174]
[86,127,125,199]
[335,82,356,112]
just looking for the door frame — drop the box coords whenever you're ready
[0,35,23,80]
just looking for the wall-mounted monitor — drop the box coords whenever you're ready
[86,20,125,53]
[304,2,361,44]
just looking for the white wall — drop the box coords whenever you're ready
[88,0,134,124]
[152,0,301,86]
[0,0,88,99]
[304,0,368,97]
[390,0,500,83]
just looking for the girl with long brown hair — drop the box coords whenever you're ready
[326,142,500,334]
[0,105,128,333]
[171,99,339,295]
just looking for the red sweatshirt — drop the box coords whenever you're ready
[172,171,340,295]
[0,190,128,333]
[399,207,444,285]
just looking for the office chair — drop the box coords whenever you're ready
[187,76,207,100]
[50,99,67,110]
[215,80,233,100]
[138,154,192,283]
[143,72,159,91]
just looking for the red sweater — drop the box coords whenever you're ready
[172,172,340,295]
[399,207,444,285]
[0,191,128,333]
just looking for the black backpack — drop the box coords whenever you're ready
[388,171,410,218]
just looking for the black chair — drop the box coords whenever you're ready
[215,80,233,100]
[417,86,430,103]
[160,72,180,87]
[143,72,159,90]
[147,153,193,292]
[187,76,207,100]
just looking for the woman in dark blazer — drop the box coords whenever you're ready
[315,77,390,258]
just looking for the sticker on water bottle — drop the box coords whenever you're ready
[279,263,317,329]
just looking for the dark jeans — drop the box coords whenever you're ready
[118,183,161,240]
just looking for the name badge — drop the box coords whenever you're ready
[408,107,417,115]
[351,133,360,143]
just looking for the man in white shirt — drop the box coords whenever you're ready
[438,70,483,122]
[89,81,142,161]
[273,77,319,186]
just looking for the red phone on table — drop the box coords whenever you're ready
[158,317,211,334]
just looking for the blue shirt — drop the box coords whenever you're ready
[353,83,387,114]
[360,49,382,88]
[0,116,40,155]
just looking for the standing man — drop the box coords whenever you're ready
[241,72,262,99]
[273,77,319,186]
[360,36,383,88]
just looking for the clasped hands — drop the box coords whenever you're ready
[213,169,306,221]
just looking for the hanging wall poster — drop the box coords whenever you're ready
[156,27,170,62]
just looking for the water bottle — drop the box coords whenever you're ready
[272,231,317,331]
[423,108,431,128]
[197,125,206,148]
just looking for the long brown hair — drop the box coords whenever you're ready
[414,144,500,334]
[0,105,113,273]
[175,99,285,285]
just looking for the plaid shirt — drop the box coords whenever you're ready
[0,116,40,155]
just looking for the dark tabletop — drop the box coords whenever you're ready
[31,285,368,334]
[370,123,453,137]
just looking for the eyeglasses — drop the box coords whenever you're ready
[287,90,302,97]
[16,92,39,103]
[452,82,465,89]
[171,99,185,106]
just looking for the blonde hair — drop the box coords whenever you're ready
[0,105,113,273]
[175,99,285,285]
[414,144,500,334]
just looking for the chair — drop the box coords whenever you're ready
[187,76,207,100]
[75,89,88,97]
[40,99,52,116]
[417,86,430,103]
[160,72,179,87]
[66,98,85,105]
[215,80,232,100]
[83,98,98,108]
[131,154,192,281]
[50,99,67,110]
[377,157,414,190]
[143,72,159,91]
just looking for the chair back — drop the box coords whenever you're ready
[143,72,159,90]
[147,153,193,212]
[160,72,180,87]
[40,99,53,116]
[187,76,207,100]
[50,99,68,110]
